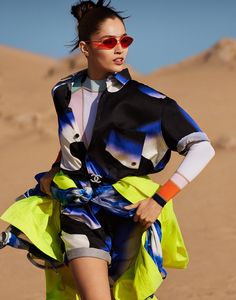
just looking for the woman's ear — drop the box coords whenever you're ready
[79,41,89,57]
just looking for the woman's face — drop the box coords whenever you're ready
[81,17,130,80]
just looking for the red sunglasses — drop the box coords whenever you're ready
[85,35,134,50]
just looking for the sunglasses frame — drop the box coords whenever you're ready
[85,35,134,50]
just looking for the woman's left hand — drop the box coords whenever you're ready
[124,198,162,230]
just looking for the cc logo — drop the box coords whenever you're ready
[90,174,102,184]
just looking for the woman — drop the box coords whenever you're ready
[38,0,215,299]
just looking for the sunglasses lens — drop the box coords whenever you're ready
[102,37,117,49]
[92,36,134,49]
[120,36,134,48]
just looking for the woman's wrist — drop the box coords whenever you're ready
[151,193,167,207]
[157,179,181,201]
[151,178,182,207]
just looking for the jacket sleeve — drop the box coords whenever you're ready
[161,97,209,155]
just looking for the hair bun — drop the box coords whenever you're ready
[71,1,106,22]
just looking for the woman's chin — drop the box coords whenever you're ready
[99,64,125,77]
[110,64,125,73]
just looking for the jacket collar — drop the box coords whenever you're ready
[71,68,132,93]
[113,68,132,85]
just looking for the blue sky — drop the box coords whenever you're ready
[1,0,235,73]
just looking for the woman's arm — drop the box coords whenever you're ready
[155,141,215,202]
[39,150,61,196]
[125,141,215,229]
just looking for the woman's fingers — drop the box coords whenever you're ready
[143,222,152,231]
[133,212,140,222]
[131,198,162,228]
[135,214,152,225]
[124,202,140,210]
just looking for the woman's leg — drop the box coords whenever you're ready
[69,257,112,300]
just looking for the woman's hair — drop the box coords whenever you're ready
[70,0,126,51]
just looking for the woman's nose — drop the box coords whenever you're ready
[114,42,123,53]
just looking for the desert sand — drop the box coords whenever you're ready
[0,38,236,300]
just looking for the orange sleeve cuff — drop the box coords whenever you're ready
[157,179,181,201]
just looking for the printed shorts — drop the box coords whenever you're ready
[60,207,144,281]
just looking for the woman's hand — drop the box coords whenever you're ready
[39,167,59,196]
[124,198,162,230]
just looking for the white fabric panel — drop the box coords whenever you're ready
[176,141,215,182]
[61,231,90,251]
[170,172,189,189]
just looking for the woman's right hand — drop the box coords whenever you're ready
[39,167,60,196]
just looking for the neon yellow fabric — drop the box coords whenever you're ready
[53,170,77,190]
[0,172,188,299]
[113,232,161,300]
[113,176,189,269]
[113,175,159,202]
[111,176,189,299]
[0,184,80,299]
[45,265,80,300]
[159,201,189,269]
[1,196,63,262]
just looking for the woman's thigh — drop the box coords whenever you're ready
[69,257,112,300]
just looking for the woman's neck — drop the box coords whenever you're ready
[83,76,107,92]
[87,64,112,80]
[87,71,109,80]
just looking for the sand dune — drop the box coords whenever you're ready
[0,39,235,300]
[143,39,236,141]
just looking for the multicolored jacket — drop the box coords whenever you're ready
[52,68,209,181]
